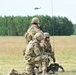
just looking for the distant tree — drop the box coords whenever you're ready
[6,16,17,35]
[73,24,76,35]
[0,16,7,36]
[4,16,8,35]
[38,15,52,33]
[13,16,23,36]
[59,17,74,35]
[51,16,60,35]
[51,16,74,35]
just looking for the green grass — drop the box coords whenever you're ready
[0,36,76,75]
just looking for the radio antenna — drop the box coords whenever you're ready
[51,0,55,52]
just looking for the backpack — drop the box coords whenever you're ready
[24,25,39,44]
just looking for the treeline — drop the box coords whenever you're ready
[0,15,74,36]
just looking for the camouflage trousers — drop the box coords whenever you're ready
[25,56,41,75]
[40,55,49,74]
[25,62,41,75]
[24,55,48,75]
[34,55,49,75]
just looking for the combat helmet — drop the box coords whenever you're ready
[31,17,39,24]
[33,32,44,41]
[44,32,50,39]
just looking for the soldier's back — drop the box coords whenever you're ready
[24,25,40,44]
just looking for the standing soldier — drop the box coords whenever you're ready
[40,32,56,75]
[24,32,48,75]
[24,17,43,44]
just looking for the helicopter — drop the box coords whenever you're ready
[34,7,41,10]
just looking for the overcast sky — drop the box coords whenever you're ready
[0,0,76,24]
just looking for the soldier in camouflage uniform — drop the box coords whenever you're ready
[40,32,56,75]
[24,32,48,75]
[24,17,42,44]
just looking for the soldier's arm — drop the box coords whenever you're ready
[33,43,41,56]
[49,44,56,62]
[33,43,42,61]
[51,55,56,63]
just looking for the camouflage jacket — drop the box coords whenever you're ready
[40,41,53,56]
[24,24,40,43]
[25,40,41,58]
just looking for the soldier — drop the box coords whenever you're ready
[24,17,42,44]
[40,32,56,75]
[24,32,48,75]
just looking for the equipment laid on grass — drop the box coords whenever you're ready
[46,63,65,74]
[35,63,65,74]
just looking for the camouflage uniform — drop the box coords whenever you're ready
[24,32,47,75]
[41,32,55,61]
[24,17,42,44]
[40,32,55,75]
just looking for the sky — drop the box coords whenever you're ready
[0,0,76,24]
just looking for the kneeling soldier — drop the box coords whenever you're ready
[40,32,56,75]
[24,32,48,75]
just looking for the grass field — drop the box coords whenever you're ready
[0,36,76,75]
